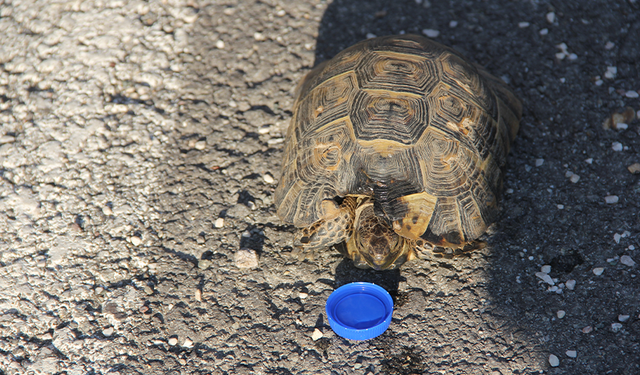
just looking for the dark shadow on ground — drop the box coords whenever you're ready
[316,0,640,374]
[333,258,403,294]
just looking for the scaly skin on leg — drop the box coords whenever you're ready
[293,196,358,252]
[292,195,487,266]
[411,239,435,260]
[413,239,486,259]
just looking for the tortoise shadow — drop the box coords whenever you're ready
[333,258,403,296]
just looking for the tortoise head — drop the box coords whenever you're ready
[346,201,412,270]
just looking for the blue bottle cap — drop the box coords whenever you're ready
[325,282,394,341]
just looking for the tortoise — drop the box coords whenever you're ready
[274,34,521,270]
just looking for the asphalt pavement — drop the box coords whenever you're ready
[0,0,639,374]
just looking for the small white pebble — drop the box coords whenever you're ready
[557,204,564,209]
[615,123,629,130]
[535,159,544,167]
[585,158,593,164]
[253,32,266,41]
[298,292,308,299]
[536,272,555,285]
[541,265,552,273]
[566,279,576,290]
[235,249,259,268]
[103,327,114,336]
[612,142,623,151]
[556,42,569,54]
[604,195,619,204]
[242,230,251,238]
[556,52,566,60]
[539,28,549,36]
[604,66,617,79]
[506,188,514,194]
[258,125,271,134]
[195,289,202,302]
[0,135,15,144]
[629,245,636,250]
[625,90,639,98]
[549,354,560,367]
[582,326,593,333]
[130,236,142,246]
[215,40,225,49]
[311,328,323,341]
[565,171,574,178]
[168,337,178,346]
[611,323,623,332]
[560,77,566,83]
[422,29,440,38]
[214,218,224,228]
[595,79,604,86]
[592,267,604,276]
[548,285,559,293]
[103,206,113,215]
[570,174,580,183]
[546,12,556,23]
[614,233,622,243]
[566,350,577,358]
[557,310,566,319]
[605,41,615,50]
[263,174,275,184]
[182,338,194,348]
[518,22,530,28]
[620,255,636,267]
[194,140,206,150]
[618,314,630,322]
[568,53,578,60]
[366,33,377,39]
[449,20,458,28]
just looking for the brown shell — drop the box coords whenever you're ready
[275,34,521,247]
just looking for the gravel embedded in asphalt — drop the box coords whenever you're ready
[0,0,638,374]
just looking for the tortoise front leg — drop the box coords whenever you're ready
[412,239,486,260]
[293,197,357,252]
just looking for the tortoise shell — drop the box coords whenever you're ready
[274,34,521,269]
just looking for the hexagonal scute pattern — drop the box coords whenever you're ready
[275,34,521,247]
[350,90,428,144]
[356,50,439,95]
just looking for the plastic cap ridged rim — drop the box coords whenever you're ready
[325,282,394,341]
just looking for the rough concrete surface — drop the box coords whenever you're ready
[0,0,639,374]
